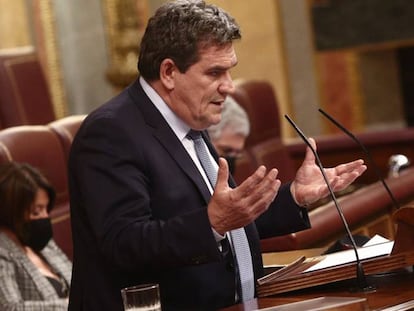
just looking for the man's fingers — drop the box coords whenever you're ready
[335,159,366,175]
[308,137,317,151]
[304,137,316,163]
[215,157,229,190]
[248,179,281,216]
[237,167,280,207]
[234,165,267,196]
[210,163,282,232]
[331,172,360,191]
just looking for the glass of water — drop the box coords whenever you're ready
[121,283,161,311]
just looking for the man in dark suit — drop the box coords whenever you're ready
[68,1,366,310]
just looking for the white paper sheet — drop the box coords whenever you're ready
[304,238,394,273]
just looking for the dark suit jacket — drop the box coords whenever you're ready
[68,78,310,311]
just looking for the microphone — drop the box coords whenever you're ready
[284,114,375,292]
[318,108,400,210]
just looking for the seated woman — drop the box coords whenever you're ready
[0,162,71,310]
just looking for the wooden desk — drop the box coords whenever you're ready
[220,198,414,310]
[220,269,414,310]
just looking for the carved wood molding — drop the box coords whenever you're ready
[103,0,149,92]
[33,0,67,118]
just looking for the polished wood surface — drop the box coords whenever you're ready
[221,206,414,310]
[392,203,414,254]
[258,249,414,297]
[221,269,414,310]
[258,206,414,297]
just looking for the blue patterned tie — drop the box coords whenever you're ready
[187,130,255,301]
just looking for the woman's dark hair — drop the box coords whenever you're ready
[0,162,55,240]
[138,0,241,81]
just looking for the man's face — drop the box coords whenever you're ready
[212,127,246,174]
[212,127,246,159]
[168,44,238,130]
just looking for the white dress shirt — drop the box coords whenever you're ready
[139,77,225,244]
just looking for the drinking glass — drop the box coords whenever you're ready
[121,283,161,311]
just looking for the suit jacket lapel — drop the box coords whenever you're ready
[126,80,264,277]
[155,125,212,203]
[127,79,212,204]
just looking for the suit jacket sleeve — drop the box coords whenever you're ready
[254,183,311,239]
[69,113,222,273]
[204,133,310,241]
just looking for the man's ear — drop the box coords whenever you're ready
[159,58,176,90]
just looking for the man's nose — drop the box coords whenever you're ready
[219,72,235,94]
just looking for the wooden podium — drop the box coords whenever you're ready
[220,206,414,311]
[257,205,414,298]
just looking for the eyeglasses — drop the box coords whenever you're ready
[216,146,243,159]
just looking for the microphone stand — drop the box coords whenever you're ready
[285,114,375,293]
[318,108,400,210]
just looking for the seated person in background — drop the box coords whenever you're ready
[0,162,71,310]
[67,1,366,309]
[207,95,250,174]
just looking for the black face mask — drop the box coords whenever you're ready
[224,155,237,175]
[21,218,53,251]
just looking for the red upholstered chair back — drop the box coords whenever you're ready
[232,80,296,182]
[250,138,296,182]
[0,47,56,129]
[48,114,86,161]
[0,125,68,201]
[232,150,257,185]
[232,79,281,148]
[0,125,72,259]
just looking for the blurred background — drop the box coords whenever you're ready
[2,0,414,258]
[1,0,413,138]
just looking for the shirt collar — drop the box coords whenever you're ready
[139,76,190,141]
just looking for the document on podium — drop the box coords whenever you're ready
[258,235,393,285]
[305,237,394,272]
[258,206,414,297]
